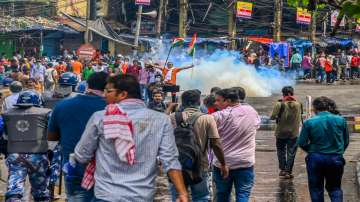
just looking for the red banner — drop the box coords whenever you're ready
[135,0,150,6]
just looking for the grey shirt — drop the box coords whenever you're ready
[74,99,181,202]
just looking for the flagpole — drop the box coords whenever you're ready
[191,48,195,79]
[163,46,174,69]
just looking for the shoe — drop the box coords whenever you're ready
[284,173,294,179]
[279,170,287,176]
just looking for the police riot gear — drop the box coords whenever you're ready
[3,107,51,153]
[14,90,41,107]
[59,72,78,86]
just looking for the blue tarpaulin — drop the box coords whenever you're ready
[269,42,290,67]
[317,38,355,47]
[289,39,312,56]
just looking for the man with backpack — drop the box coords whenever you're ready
[270,86,303,179]
[213,88,260,202]
[169,89,228,202]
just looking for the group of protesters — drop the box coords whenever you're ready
[0,50,351,202]
[246,48,360,84]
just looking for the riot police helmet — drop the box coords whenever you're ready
[59,72,78,86]
[2,77,14,87]
[14,90,41,107]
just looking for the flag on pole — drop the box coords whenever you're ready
[171,37,185,48]
[188,33,197,56]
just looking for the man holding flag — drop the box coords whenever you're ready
[159,34,197,86]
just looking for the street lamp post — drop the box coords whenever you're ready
[134,5,143,55]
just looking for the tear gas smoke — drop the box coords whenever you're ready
[143,40,295,97]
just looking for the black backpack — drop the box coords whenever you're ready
[174,112,204,186]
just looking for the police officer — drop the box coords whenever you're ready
[1,77,14,97]
[3,90,52,202]
[42,72,78,109]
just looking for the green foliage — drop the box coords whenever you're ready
[342,1,360,18]
[287,0,309,7]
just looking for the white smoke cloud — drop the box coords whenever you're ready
[143,41,295,97]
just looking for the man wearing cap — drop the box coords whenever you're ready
[2,81,22,112]
[42,72,79,110]
[48,72,107,202]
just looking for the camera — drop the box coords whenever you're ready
[163,84,180,93]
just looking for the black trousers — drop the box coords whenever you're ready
[276,137,298,173]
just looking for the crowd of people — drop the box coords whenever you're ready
[0,51,351,202]
[245,48,360,84]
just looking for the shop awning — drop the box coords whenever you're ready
[61,12,135,48]
[247,37,273,44]
[0,16,78,34]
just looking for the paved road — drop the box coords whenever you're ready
[0,131,358,202]
[252,131,360,202]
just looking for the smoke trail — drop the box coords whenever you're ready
[143,40,295,97]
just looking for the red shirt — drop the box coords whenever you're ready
[127,65,141,79]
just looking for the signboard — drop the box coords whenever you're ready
[331,10,345,27]
[131,21,156,34]
[236,1,253,19]
[296,8,311,25]
[77,44,96,61]
[135,0,150,6]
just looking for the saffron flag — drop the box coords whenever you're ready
[188,33,197,56]
[172,37,184,48]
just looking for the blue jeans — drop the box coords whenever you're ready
[213,166,254,202]
[170,173,210,202]
[317,68,325,83]
[65,180,94,202]
[140,84,149,103]
[306,153,345,202]
[303,69,311,79]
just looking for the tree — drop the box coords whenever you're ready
[288,0,360,36]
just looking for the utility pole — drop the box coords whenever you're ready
[85,0,91,43]
[134,5,143,54]
[163,0,168,33]
[179,0,188,38]
[323,12,327,37]
[228,2,236,50]
[309,9,317,58]
[156,0,164,38]
[39,30,43,57]
[273,0,283,42]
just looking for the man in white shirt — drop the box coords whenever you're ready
[44,63,58,91]
[2,81,22,112]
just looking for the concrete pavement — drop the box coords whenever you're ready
[252,130,360,202]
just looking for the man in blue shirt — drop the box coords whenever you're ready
[298,96,349,202]
[48,72,107,202]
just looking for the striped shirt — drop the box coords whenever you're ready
[74,99,181,202]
